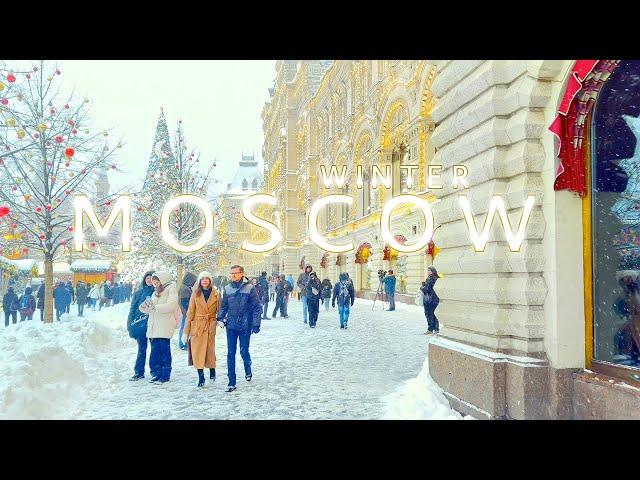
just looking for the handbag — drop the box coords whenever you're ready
[130,313,149,339]
[415,291,424,306]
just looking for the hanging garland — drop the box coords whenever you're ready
[355,242,372,264]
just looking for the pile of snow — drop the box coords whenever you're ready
[381,357,472,420]
[0,306,130,419]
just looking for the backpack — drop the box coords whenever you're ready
[18,294,31,312]
[338,281,350,304]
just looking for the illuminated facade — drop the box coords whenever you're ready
[251,60,640,419]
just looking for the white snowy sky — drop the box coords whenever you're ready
[56,60,277,194]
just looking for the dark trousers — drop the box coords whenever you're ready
[262,300,269,319]
[55,306,65,321]
[78,303,84,316]
[272,297,286,317]
[149,338,171,381]
[134,337,148,377]
[308,299,320,327]
[386,292,396,310]
[226,328,252,386]
[4,311,17,326]
[19,312,33,321]
[39,308,43,322]
[423,303,439,332]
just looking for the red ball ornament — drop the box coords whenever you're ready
[39,234,45,240]
[0,206,9,217]
[50,107,56,115]
[22,248,29,253]
[111,164,116,169]
[64,147,75,158]
[55,135,63,144]
[64,104,69,109]
[11,223,16,228]
[56,198,61,203]
[33,66,38,72]
[6,73,15,83]
[0,158,4,165]
[55,69,61,75]
[67,226,74,232]
[34,132,40,139]
[1,98,8,106]
[11,186,17,191]
[65,190,71,195]
[36,207,42,213]
[25,73,31,80]
[72,129,78,135]
[61,240,67,246]
[67,120,74,126]
[90,242,96,248]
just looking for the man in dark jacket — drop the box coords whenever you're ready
[104,281,114,307]
[37,284,45,321]
[53,282,71,321]
[75,281,89,317]
[383,270,397,311]
[296,264,313,324]
[178,271,197,350]
[332,272,355,329]
[3,287,19,326]
[217,265,262,392]
[127,270,156,381]
[258,271,270,320]
[306,272,322,328]
[18,287,36,321]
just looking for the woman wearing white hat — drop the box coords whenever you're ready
[182,271,220,387]
[139,271,178,384]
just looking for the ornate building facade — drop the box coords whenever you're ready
[246,60,640,419]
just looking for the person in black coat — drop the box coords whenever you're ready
[258,271,270,320]
[321,278,332,311]
[306,272,322,328]
[217,265,262,392]
[37,284,45,321]
[332,272,355,329]
[421,266,441,335]
[65,281,74,313]
[3,287,19,326]
[75,281,89,317]
[127,270,156,381]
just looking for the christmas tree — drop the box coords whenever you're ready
[132,114,221,284]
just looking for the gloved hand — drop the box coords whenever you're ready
[181,334,188,345]
[251,325,260,334]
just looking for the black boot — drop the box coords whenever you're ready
[210,368,216,381]
[197,369,205,387]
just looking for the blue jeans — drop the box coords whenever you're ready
[134,337,148,377]
[226,328,252,386]
[178,313,187,349]
[149,338,171,381]
[301,295,308,323]
[338,304,350,327]
[262,300,269,319]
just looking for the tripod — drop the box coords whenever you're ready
[372,277,387,310]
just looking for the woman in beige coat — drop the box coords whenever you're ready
[182,271,220,387]
[139,271,178,384]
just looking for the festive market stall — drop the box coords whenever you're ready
[70,259,115,286]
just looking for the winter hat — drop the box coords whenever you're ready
[305,264,313,272]
[152,271,174,286]
[197,271,214,285]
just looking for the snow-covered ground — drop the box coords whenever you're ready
[0,297,466,419]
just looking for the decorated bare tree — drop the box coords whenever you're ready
[0,61,120,322]
[132,116,222,285]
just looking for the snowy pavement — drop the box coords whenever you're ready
[0,297,465,419]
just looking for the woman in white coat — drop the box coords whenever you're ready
[88,284,99,310]
[139,271,178,384]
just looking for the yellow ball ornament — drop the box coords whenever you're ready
[37,123,47,132]
[0,82,4,91]
[16,130,25,139]
[6,118,16,127]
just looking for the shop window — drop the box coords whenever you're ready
[591,60,640,373]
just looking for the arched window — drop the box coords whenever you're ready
[591,60,640,374]
[252,178,258,190]
[241,178,248,191]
